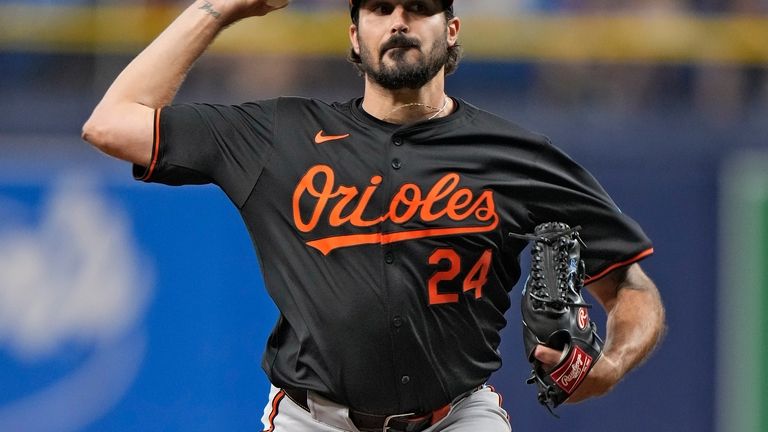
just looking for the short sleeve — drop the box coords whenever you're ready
[525,140,654,283]
[133,100,277,207]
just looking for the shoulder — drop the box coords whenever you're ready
[454,100,588,173]
[242,97,357,122]
[167,98,351,116]
[457,99,551,146]
[249,97,355,112]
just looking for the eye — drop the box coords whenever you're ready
[407,0,437,14]
[408,2,427,13]
[371,2,394,14]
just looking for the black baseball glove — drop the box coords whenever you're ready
[510,222,603,414]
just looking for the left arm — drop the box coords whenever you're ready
[534,262,666,402]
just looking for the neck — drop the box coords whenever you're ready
[361,74,453,124]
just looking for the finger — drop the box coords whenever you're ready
[265,0,289,8]
[533,345,563,368]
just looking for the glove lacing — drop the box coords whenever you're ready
[509,224,592,310]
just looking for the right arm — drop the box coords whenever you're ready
[81,0,286,166]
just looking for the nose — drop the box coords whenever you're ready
[390,5,409,34]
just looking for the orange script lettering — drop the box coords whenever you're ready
[292,165,499,254]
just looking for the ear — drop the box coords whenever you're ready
[349,24,360,56]
[446,16,460,47]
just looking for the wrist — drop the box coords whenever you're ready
[565,353,621,403]
[193,0,287,27]
[594,352,623,392]
[193,0,239,28]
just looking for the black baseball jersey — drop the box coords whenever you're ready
[134,97,653,414]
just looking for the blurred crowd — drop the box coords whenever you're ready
[253,0,768,13]
[3,0,766,13]
[0,0,766,136]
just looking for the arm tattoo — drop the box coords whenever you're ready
[199,1,221,18]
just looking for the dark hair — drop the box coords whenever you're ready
[350,4,453,24]
[348,9,463,76]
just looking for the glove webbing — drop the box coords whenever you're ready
[510,225,593,311]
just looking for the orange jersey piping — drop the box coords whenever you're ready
[585,247,654,284]
[138,108,161,181]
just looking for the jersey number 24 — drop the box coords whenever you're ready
[427,249,493,305]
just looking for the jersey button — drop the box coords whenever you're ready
[384,252,394,264]
[401,375,410,385]
[392,316,403,327]
[393,137,403,146]
[391,159,402,169]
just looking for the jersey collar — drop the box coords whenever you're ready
[350,96,467,132]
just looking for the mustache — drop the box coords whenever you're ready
[380,34,421,54]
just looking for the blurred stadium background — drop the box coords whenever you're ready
[1,0,767,431]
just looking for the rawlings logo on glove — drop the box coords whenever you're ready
[510,222,603,415]
[550,345,592,393]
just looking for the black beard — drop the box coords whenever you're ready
[358,33,449,90]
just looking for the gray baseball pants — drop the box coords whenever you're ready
[260,384,511,432]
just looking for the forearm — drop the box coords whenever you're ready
[566,264,665,402]
[100,0,226,110]
[82,0,231,164]
[601,273,665,377]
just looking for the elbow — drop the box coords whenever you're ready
[81,103,153,166]
[82,115,106,151]
[641,281,667,356]
[654,291,667,346]
[82,113,119,156]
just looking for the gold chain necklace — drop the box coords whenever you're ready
[382,96,449,122]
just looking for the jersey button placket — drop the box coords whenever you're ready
[385,132,416,405]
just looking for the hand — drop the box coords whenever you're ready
[533,345,622,403]
[214,0,289,25]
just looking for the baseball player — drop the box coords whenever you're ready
[82,0,666,431]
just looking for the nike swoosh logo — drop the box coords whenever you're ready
[315,130,350,144]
